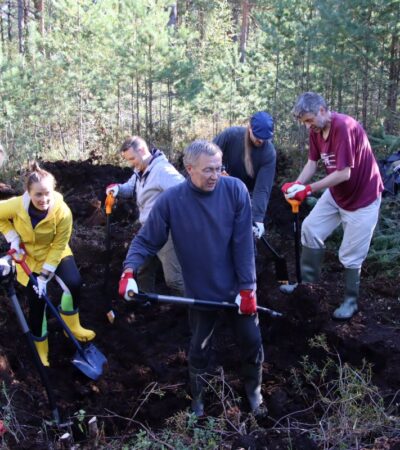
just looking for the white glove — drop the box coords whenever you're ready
[119,272,138,301]
[252,222,265,239]
[106,184,120,197]
[285,184,305,197]
[33,273,53,298]
[10,236,25,255]
[0,257,12,278]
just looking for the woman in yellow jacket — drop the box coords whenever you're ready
[0,162,95,366]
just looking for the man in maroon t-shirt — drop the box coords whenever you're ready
[281,92,383,320]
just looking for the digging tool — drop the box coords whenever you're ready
[128,291,283,318]
[0,258,61,425]
[9,251,107,381]
[260,236,289,284]
[104,192,116,323]
[287,198,302,284]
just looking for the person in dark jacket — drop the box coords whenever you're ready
[213,111,276,239]
[119,140,266,418]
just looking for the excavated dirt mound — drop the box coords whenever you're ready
[0,160,399,449]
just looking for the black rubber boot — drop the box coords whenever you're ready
[332,268,360,320]
[280,246,325,294]
[189,367,207,417]
[243,364,268,418]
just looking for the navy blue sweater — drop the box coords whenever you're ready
[124,176,256,302]
[213,126,276,222]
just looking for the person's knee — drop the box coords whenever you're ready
[64,275,82,297]
[301,218,324,248]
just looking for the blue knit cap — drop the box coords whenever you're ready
[250,111,274,140]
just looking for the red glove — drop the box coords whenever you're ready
[235,290,257,315]
[281,181,300,194]
[119,271,138,301]
[285,184,312,202]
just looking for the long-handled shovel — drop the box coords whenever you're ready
[129,291,283,318]
[104,192,116,323]
[260,236,289,284]
[287,198,302,284]
[9,251,107,381]
[1,261,61,425]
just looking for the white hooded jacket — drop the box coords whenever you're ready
[118,149,184,225]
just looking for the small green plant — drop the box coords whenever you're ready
[73,408,87,434]
[0,382,25,445]
[287,335,400,448]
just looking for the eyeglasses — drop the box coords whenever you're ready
[201,165,225,175]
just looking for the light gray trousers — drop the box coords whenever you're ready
[301,189,381,269]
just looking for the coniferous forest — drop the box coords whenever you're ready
[0,1,400,449]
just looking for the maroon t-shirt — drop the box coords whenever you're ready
[309,112,383,210]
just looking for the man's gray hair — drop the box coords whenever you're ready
[292,92,328,119]
[183,140,222,168]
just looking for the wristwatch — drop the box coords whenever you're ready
[39,272,50,280]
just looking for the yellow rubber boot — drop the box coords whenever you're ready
[32,334,49,367]
[60,309,96,342]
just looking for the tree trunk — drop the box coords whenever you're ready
[17,0,24,53]
[239,0,250,63]
[136,75,140,135]
[386,32,400,134]
[33,0,45,36]
[167,4,177,29]
[147,44,153,137]
[131,75,135,135]
[116,80,121,130]
[7,0,12,43]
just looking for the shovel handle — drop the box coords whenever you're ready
[7,249,31,275]
[105,192,115,215]
[286,198,300,214]
[8,250,88,359]
[129,291,283,318]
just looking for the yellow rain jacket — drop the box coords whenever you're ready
[0,191,73,286]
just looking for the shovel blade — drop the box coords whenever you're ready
[72,343,107,380]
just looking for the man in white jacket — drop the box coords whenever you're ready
[106,136,184,295]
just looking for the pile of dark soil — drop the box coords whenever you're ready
[0,160,399,449]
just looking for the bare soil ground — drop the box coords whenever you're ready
[0,159,399,449]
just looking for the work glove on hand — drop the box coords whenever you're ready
[252,222,265,239]
[33,273,53,298]
[285,184,312,202]
[235,289,257,315]
[281,181,300,194]
[119,271,138,301]
[106,183,119,197]
[0,257,12,279]
[10,236,25,255]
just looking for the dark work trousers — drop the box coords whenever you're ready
[188,308,264,373]
[26,256,82,336]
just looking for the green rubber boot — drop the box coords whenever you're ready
[332,268,360,320]
[189,367,207,417]
[280,246,325,294]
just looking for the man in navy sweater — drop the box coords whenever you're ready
[119,140,266,418]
